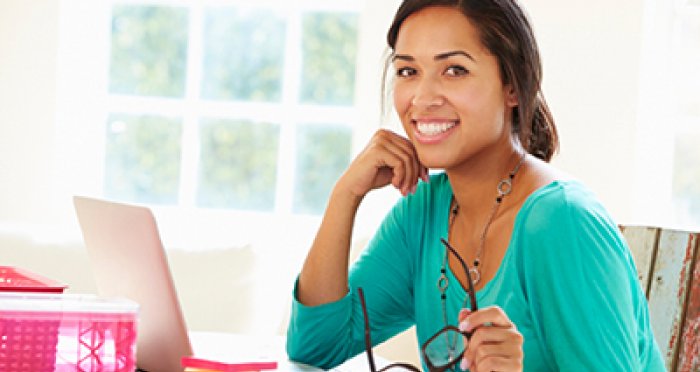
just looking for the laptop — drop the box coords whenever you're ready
[73,196,193,372]
[72,196,354,372]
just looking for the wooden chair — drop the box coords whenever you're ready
[620,225,699,372]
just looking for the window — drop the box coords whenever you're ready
[50,0,402,249]
[670,1,700,227]
[104,1,359,216]
[635,0,700,230]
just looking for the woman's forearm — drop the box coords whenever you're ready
[297,182,364,306]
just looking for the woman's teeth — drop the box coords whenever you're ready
[416,121,457,136]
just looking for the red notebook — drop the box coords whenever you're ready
[182,356,277,371]
[0,266,67,293]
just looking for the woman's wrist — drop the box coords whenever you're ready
[330,177,365,210]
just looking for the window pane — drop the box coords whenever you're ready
[294,124,352,214]
[301,12,359,105]
[109,5,189,97]
[674,9,700,115]
[105,114,182,204]
[201,7,285,102]
[672,132,700,226]
[198,119,280,210]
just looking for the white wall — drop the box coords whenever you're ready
[526,0,645,223]
[0,0,60,225]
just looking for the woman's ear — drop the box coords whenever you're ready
[505,85,518,108]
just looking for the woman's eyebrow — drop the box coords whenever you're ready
[391,50,476,62]
[392,54,414,62]
[435,50,475,62]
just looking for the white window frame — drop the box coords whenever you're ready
[54,0,403,250]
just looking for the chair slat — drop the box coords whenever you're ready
[620,225,660,296]
[675,232,699,372]
[646,229,697,371]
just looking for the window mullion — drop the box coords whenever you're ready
[178,3,203,208]
[274,9,302,215]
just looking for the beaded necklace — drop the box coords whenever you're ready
[437,153,527,359]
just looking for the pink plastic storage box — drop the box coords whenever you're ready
[0,266,68,293]
[0,292,138,372]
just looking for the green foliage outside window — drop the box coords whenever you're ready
[301,12,359,106]
[198,119,280,210]
[672,133,700,221]
[106,5,359,215]
[109,5,189,97]
[105,114,182,204]
[201,8,285,102]
[294,124,352,214]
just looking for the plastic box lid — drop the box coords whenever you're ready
[0,291,138,313]
[0,266,68,293]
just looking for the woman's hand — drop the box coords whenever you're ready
[337,129,428,198]
[458,307,524,372]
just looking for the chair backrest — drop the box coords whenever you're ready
[620,225,699,372]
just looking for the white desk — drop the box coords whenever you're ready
[189,332,390,371]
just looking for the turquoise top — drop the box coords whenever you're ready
[286,174,665,371]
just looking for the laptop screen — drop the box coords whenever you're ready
[73,196,193,372]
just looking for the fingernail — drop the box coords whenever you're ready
[460,358,469,370]
[458,308,471,319]
[459,320,469,332]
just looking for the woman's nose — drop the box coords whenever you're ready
[411,77,445,108]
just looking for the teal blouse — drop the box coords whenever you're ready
[286,174,665,371]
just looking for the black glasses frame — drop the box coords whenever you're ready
[358,238,478,372]
[358,287,422,372]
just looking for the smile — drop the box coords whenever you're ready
[414,120,458,136]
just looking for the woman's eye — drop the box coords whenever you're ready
[396,67,417,78]
[445,65,469,77]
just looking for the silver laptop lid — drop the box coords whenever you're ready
[73,195,192,372]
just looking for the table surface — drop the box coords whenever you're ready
[189,331,390,371]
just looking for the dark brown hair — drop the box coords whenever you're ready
[386,0,558,162]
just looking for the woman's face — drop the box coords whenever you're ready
[392,6,517,169]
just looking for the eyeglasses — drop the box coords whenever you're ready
[358,238,478,372]
[358,287,422,372]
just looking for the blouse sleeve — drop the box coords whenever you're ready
[519,183,650,371]
[286,193,420,369]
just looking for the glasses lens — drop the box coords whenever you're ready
[424,328,465,368]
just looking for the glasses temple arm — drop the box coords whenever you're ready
[358,288,378,372]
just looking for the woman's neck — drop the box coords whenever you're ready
[445,144,525,223]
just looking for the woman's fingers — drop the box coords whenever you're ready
[464,328,523,372]
[472,350,524,372]
[349,129,425,196]
[459,306,523,372]
[460,306,513,333]
[375,137,420,194]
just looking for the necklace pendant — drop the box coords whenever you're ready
[437,273,449,292]
[469,267,481,285]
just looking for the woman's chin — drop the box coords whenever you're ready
[416,156,448,171]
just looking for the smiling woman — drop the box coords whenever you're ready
[0,0,697,369]
[287,1,665,371]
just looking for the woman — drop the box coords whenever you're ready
[286,0,664,371]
